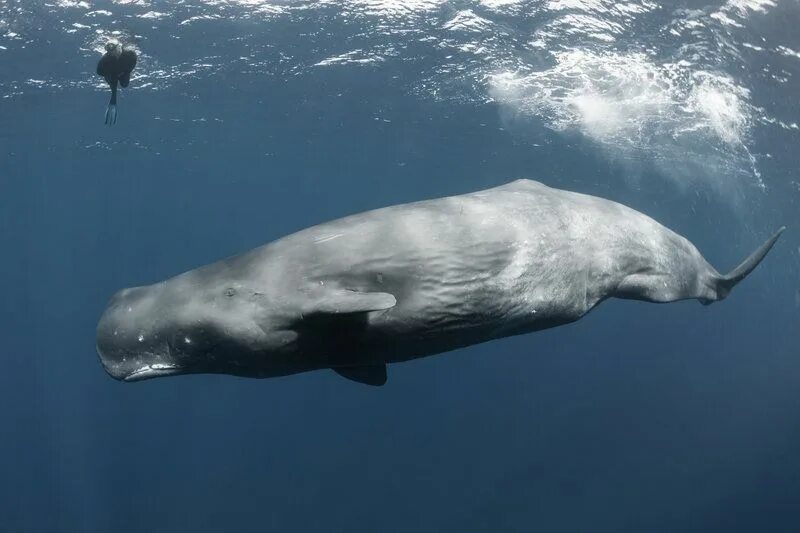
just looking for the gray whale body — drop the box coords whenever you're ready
[96,180,784,385]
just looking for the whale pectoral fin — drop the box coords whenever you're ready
[305,289,396,316]
[293,289,395,382]
[333,364,387,386]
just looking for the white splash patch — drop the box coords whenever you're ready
[759,116,799,131]
[535,0,658,44]
[479,0,525,14]
[547,0,657,13]
[685,72,751,146]
[546,0,603,10]
[57,0,90,8]
[725,0,777,16]
[212,0,287,15]
[139,11,169,19]
[488,51,676,142]
[776,46,800,60]
[741,42,764,51]
[180,14,221,25]
[709,10,743,27]
[488,50,760,193]
[442,10,494,33]
[710,0,776,27]
[314,50,385,67]
[315,0,447,20]
[545,14,623,42]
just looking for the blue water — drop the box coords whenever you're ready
[1,1,799,531]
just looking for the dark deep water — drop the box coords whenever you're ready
[1,1,800,531]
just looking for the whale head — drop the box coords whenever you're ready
[96,275,295,382]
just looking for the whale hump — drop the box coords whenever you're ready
[715,226,785,301]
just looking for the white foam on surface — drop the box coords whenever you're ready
[138,11,168,19]
[314,50,386,66]
[442,10,494,33]
[479,0,524,13]
[726,0,777,15]
[488,49,761,194]
[710,0,777,27]
[324,0,448,18]
[776,46,800,60]
[56,0,91,7]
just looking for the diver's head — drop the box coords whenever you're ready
[104,40,122,56]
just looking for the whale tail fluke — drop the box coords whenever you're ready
[712,226,785,302]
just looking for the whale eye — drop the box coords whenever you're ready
[225,287,236,297]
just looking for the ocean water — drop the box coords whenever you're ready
[1,0,799,531]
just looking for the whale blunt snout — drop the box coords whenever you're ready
[96,320,182,382]
[95,301,128,380]
[96,286,182,382]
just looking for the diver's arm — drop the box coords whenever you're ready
[121,49,137,72]
[97,54,112,77]
[118,50,137,88]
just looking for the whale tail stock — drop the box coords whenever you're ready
[706,226,786,304]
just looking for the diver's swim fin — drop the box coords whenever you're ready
[105,104,117,125]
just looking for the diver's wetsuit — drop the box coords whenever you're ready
[97,48,137,124]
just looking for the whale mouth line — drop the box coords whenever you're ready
[124,364,183,382]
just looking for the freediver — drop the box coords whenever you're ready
[96,41,137,125]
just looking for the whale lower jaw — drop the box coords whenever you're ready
[124,364,183,382]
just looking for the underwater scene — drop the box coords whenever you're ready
[1,0,799,531]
